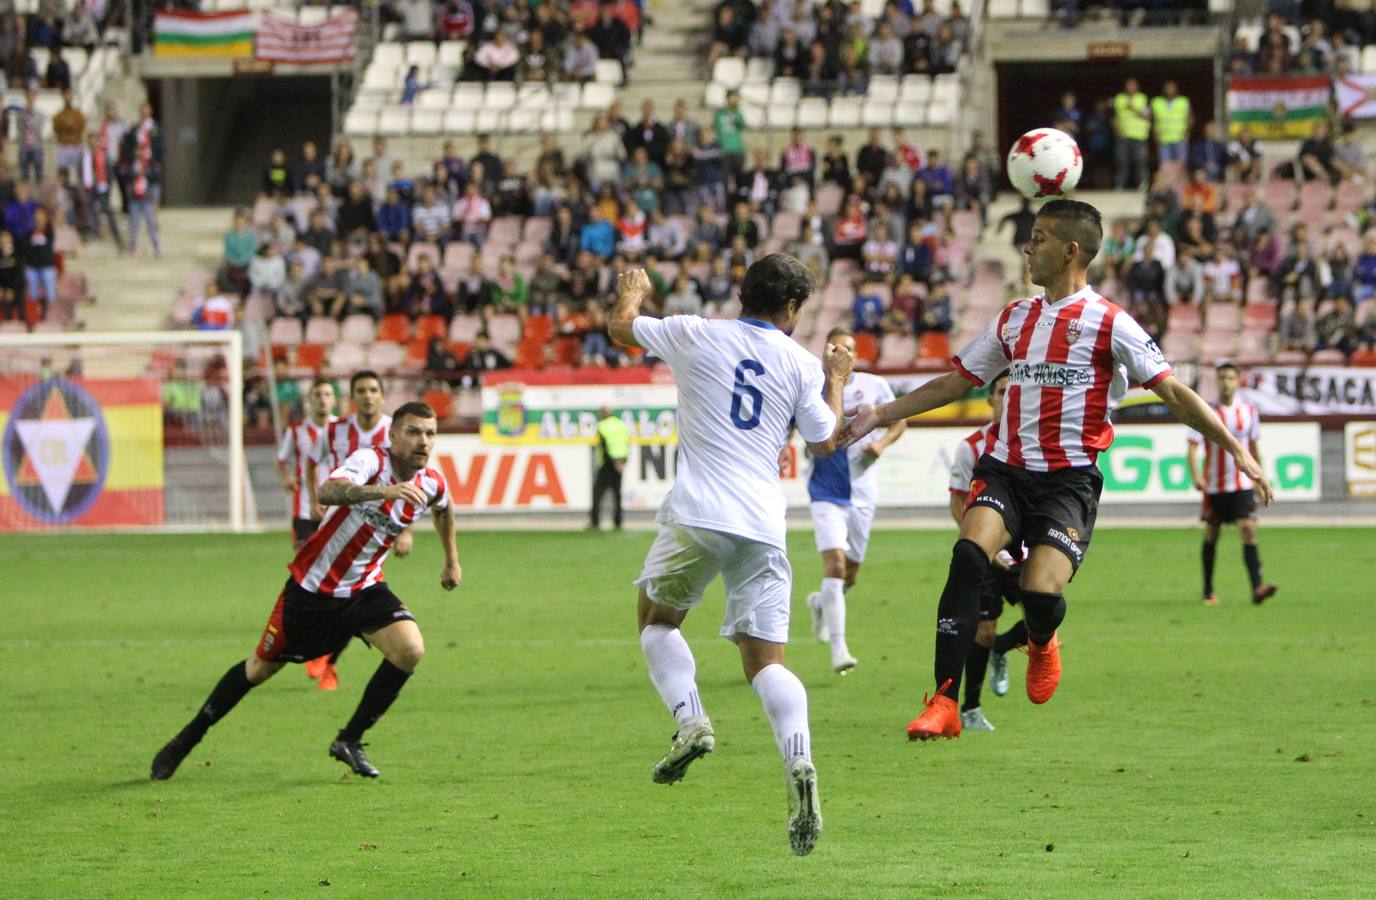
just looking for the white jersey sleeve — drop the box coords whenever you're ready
[275,426,294,463]
[1111,312,1173,388]
[633,315,709,366]
[429,467,451,511]
[794,363,836,444]
[329,448,383,485]
[952,316,1011,386]
[949,438,979,493]
[308,425,330,466]
[1246,404,1261,442]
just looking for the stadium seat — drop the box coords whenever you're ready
[294,343,326,371]
[594,59,623,85]
[554,335,581,366]
[1362,44,1376,74]
[796,97,828,128]
[366,340,405,373]
[894,101,926,127]
[408,242,441,273]
[437,40,467,68]
[453,83,485,109]
[488,313,522,346]
[767,105,796,129]
[1351,349,1376,366]
[415,315,449,342]
[341,314,377,345]
[1242,302,1277,330]
[444,110,477,134]
[515,340,545,369]
[580,82,615,110]
[475,109,506,132]
[378,313,410,343]
[918,331,951,362]
[523,216,553,244]
[243,293,275,323]
[1206,304,1241,332]
[485,83,516,109]
[862,101,893,127]
[712,57,746,88]
[424,387,457,420]
[829,97,862,127]
[741,82,770,106]
[1164,330,1198,361]
[305,316,339,344]
[405,41,436,66]
[868,77,899,103]
[269,317,303,347]
[344,109,377,137]
[854,332,879,364]
[745,57,774,83]
[377,109,410,137]
[443,241,476,272]
[1021,0,1050,16]
[704,82,728,110]
[509,106,542,133]
[880,333,918,366]
[900,75,932,104]
[1273,350,1307,365]
[411,109,443,135]
[769,78,801,106]
[1201,332,1237,361]
[490,216,522,246]
[1311,349,1346,365]
[405,335,431,369]
[526,314,555,343]
[740,103,766,129]
[816,184,845,217]
[328,341,367,372]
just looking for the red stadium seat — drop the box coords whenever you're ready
[378,313,411,343]
[295,343,326,370]
[918,331,951,362]
[525,314,555,343]
[853,332,879,364]
[414,315,448,342]
[554,336,581,366]
[423,387,456,420]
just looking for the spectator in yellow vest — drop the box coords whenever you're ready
[1151,80,1193,166]
[591,405,631,530]
[1113,77,1151,190]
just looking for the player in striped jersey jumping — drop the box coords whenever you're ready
[1187,361,1278,606]
[841,199,1274,740]
[151,402,462,781]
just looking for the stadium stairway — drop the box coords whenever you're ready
[71,208,234,332]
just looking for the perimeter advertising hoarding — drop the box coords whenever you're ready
[432,423,1320,512]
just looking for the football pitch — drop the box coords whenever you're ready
[4,527,1372,898]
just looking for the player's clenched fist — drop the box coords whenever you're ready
[441,561,462,591]
[383,482,429,507]
[823,341,854,379]
[617,268,653,303]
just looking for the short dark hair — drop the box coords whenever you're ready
[826,326,853,341]
[1215,361,1239,375]
[739,253,816,319]
[350,370,384,393]
[392,401,437,425]
[309,376,335,391]
[1036,199,1103,266]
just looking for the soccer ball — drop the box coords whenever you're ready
[1006,128,1082,200]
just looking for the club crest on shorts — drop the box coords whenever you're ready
[1066,526,1080,541]
[1065,319,1084,344]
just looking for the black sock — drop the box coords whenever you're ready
[963,642,990,712]
[337,660,412,743]
[328,645,345,666]
[1202,541,1217,594]
[186,661,256,737]
[993,620,1027,654]
[933,539,988,702]
[1020,591,1066,646]
[1243,544,1263,590]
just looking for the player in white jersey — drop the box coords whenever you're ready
[1187,361,1278,606]
[303,371,412,690]
[151,402,462,782]
[275,377,338,548]
[803,327,906,675]
[841,200,1273,740]
[609,255,853,857]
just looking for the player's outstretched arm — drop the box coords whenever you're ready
[1186,441,1206,492]
[305,459,322,519]
[839,370,974,448]
[1152,376,1274,505]
[805,341,856,457]
[609,268,653,347]
[432,502,462,591]
[318,479,428,508]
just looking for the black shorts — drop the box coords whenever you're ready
[255,579,414,664]
[1201,490,1257,525]
[979,561,1021,621]
[968,455,1103,574]
[291,518,318,549]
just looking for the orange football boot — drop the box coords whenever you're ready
[906,679,961,741]
[1202,593,1220,606]
[317,664,340,691]
[1025,633,1062,704]
[304,655,328,680]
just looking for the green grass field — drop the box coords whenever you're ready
[4,527,1373,898]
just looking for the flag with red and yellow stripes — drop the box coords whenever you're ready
[0,377,164,529]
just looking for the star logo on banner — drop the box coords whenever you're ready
[3,378,108,524]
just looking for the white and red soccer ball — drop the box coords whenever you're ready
[1006,128,1083,200]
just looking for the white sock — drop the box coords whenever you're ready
[640,624,704,726]
[821,576,847,653]
[751,663,811,763]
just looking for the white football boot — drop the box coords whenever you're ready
[786,756,823,856]
[807,592,830,643]
[651,715,715,785]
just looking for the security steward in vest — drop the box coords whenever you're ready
[591,404,631,530]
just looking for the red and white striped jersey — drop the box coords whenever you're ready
[1187,400,1261,494]
[290,448,450,597]
[952,286,1173,472]
[309,413,392,473]
[949,421,998,495]
[276,416,337,519]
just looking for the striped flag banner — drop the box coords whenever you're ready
[1335,74,1376,119]
[256,8,358,64]
[0,377,164,530]
[1226,74,1331,139]
[154,9,255,58]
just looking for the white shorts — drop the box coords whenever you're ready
[635,522,793,644]
[810,501,875,563]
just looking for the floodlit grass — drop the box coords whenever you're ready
[4,527,1372,897]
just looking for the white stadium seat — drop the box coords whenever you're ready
[705,81,728,108]
[988,0,1018,17]
[769,78,801,105]
[796,97,828,128]
[712,57,745,88]
[862,100,893,127]
[741,103,766,129]
[475,108,506,131]
[405,42,437,66]
[580,82,615,109]
[745,57,774,83]
[410,109,443,135]
[740,82,770,106]
[829,97,862,127]
[900,75,932,105]
[894,100,926,127]
[767,104,796,129]
[1020,0,1049,16]
[444,109,477,133]
[344,109,377,137]
[484,82,516,109]
[373,42,404,67]
[509,106,542,133]
[594,59,623,85]
[417,88,452,109]
[453,83,485,109]
[868,76,899,103]
[376,108,410,137]
[541,107,575,132]
[925,100,952,126]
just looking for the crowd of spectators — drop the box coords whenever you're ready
[218,99,998,377]
[386,0,643,88]
[711,0,971,89]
